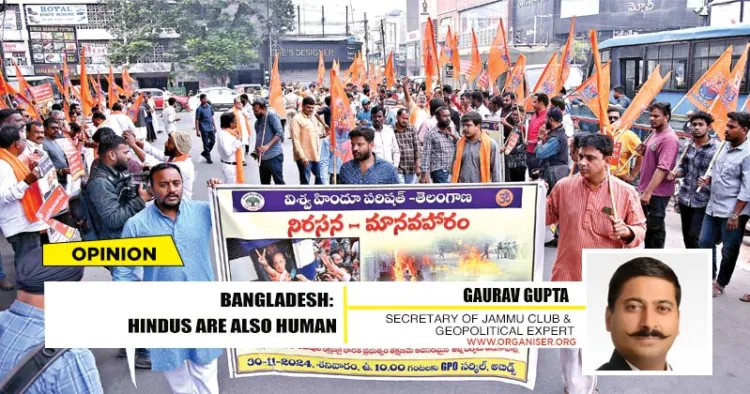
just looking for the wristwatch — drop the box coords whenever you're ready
[730,213,739,221]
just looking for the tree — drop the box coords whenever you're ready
[102,0,175,65]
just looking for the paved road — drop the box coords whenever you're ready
[2,113,749,393]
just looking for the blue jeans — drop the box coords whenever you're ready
[259,155,285,185]
[430,170,450,183]
[698,214,750,287]
[296,160,323,185]
[199,129,215,157]
[7,232,42,274]
[398,173,417,184]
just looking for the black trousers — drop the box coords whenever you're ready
[642,195,671,249]
[678,203,706,249]
[200,130,216,157]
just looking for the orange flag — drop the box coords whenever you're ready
[54,74,71,122]
[128,93,144,123]
[317,51,325,87]
[122,67,135,96]
[329,69,356,182]
[439,29,451,67]
[589,30,610,134]
[614,65,671,135]
[568,62,611,123]
[269,53,285,116]
[685,46,733,113]
[504,55,527,103]
[710,43,749,140]
[108,65,118,109]
[468,29,482,83]
[13,61,36,103]
[423,19,439,95]
[557,16,576,94]
[79,46,95,118]
[446,26,461,77]
[531,52,560,96]
[384,51,395,88]
[488,19,511,88]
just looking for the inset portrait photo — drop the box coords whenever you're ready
[582,249,712,376]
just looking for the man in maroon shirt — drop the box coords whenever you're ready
[527,93,548,178]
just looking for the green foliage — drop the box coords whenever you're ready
[185,31,256,82]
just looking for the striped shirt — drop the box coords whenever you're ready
[421,126,458,174]
[546,175,647,281]
[394,125,421,175]
[676,138,718,208]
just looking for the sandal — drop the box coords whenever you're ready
[713,282,724,298]
[740,294,750,303]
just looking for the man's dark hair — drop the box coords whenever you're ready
[324,96,331,106]
[168,97,177,106]
[98,134,126,156]
[443,85,453,94]
[533,93,549,107]
[69,103,79,111]
[91,127,116,143]
[220,111,236,129]
[727,111,750,129]
[25,120,42,134]
[460,92,473,100]
[571,132,588,151]
[396,108,410,117]
[482,91,490,100]
[502,91,516,101]
[578,133,614,157]
[240,94,249,101]
[149,162,182,184]
[370,105,385,117]
[0,109,21,125]
[302,96,316,106]
[0,125,22,149]
[435,106,451,120]
[199,93,207,100]
[362,86,371,95]
[429,99,445,117]
[69,122,82,133]
[551,96,566,111]
[607,257,681,311]
[607,106,622,116]
[648,102,672,120]
[461,111,483,126]
[613,85,626,94]
[689,111,714,126]
[43,116,59,129]
[348,127,375,143]
[112,102,123,112]
[490,95,504,108]
[51,103,63,111]
[471,91,484,103]
[92,112,107,122]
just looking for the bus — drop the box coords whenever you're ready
[597,25,750,114]
[7,75,61,109]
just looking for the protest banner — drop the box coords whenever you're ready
[209,183,547,389]
[55,137,85,181]
[482,120,506,181]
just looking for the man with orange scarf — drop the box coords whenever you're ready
[451,112,501,183]
[0,124,48,291]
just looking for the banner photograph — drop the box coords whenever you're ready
[210,183,547,389]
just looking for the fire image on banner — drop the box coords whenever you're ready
[210,183,546,389]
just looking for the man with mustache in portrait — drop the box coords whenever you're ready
[599,257,681,371]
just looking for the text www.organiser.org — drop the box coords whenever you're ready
[466,337,577,347]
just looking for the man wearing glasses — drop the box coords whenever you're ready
[608,107,642,185]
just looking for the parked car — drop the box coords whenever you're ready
[134,88,190,112]
[192,87,239,111]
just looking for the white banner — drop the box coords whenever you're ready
[25,5,88,26]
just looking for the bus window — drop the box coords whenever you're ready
[621,58,641,98]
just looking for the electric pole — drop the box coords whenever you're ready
[321,6,325,36]
[345,6,350,36]
[380,19,386,59]
[364,13,369,61]
[297,5,301,34]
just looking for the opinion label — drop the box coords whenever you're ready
[43,236,184,267]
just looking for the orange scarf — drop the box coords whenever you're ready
[233,108,251,140]
[0,148,43,222]
[451,133,492,183]
[223,128,244,184]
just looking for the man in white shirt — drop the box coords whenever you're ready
[551,96,575,137]
[106,103,138,137]
[0,124,48,287]
[217,111,244,184]
[232,98,252,161]
[370,106,400,167]
[472,91,492,118]
[123,130,195,201]
[162,97,180,135]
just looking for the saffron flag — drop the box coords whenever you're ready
[613,65,671,135]
[329,69,355,182]
[568,62,611,124]
[488,19,511,89]
[128,93,143,123]
[384,51,395,89]
[468,29,482,84]
[448,27,461,77]
[79,46,95,118]
[685,46,733,113]
[317,51,325,87]
[13,61,36,103]
[503,55,527,104]
[710,43,749,141]
[423,18,439,95]
[557,16,576,94]
[439,28,451,67]
[108,65,118,109]
[531,52,559,97]
[269,53,285,116]
[122,67,136,96]
[589,30,610,135]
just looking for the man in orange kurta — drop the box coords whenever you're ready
[546,133,647,394]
